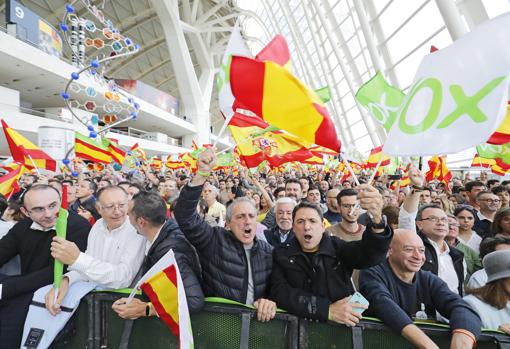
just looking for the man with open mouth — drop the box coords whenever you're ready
[269,184,393,326]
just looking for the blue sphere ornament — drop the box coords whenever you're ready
[90,59,99,68]
[89,69,97,75]
[130,111,138,119]
[61,91,70,100]
[87,125,94,131]
[134,103,140,110]
[62,158,70,165]
[71,72,79,80]
[89,131,97,138]
[125,38,132,45]
[71,171,78,177]
[134,44,140,50]
[127,151,132,156]
[60,23,68,32]
[65,4,75,13]
[134,161,140,166]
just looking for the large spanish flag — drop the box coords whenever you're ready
[228,112,316,168]
[255,34,291,69]
[365,145,390,168]
[0,163,26,196]
[75,132,112,164]
[1,120,56,171]
[230,56,341,152]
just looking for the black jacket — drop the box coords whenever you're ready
[264,226,294,247]
[417,231,465,296]
[174,184,273,304]
[0,212,90,299]
[270,224,392,321]
[131,219,204,313]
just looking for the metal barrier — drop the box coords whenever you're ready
[50,291,510,349]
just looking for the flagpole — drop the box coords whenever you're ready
[26,154,41,176]
[368,157,384,184]
[212,120,230,148]
[6,188,15,200]
[339,153,360,186]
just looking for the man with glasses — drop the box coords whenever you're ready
[45,186,145,315]
[474,191,500,238]
[0,184,90,347]
[326,189,365,241]
[415,204,465,295]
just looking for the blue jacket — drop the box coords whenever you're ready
[359,259,481,338]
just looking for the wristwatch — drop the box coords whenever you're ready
[145,302,152,317]
[369,215,387,229]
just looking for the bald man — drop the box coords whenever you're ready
[359,229,481,349]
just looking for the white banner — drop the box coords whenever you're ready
[383,12,510,156]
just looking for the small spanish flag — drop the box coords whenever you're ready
[365,145,390,168]
[75,132,112,164]
[0,163,26,196]
[471,153,495,168]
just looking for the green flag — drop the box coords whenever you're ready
[54,186,69,292]
[476,143,510,164]
[355,71,405,132]
[315,86,331,103]
[216,152,234,167]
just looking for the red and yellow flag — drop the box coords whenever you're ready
[491,159,510,176]
[255,35,291,69]
[228,112,316,168]
[365,146,390,168]
[75,132,112,164]
[1,120,56,171]
[150,157,163,170]
[130,143,147,161]
[471,153,495,168]
[425,156,452,186]
[140,265,180,337]
[0,163,26,196]
[230,56,341,152]
[104,138,126,165]
[487,102,510,145]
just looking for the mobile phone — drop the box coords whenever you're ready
[349,291,369,314]
[388,174,402,180]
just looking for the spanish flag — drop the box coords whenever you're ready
[1,120,56,171]
[0,163,26,196]
[230,56,341,152]
[255,34,291,69]
[228,112,316,168]
[75,132,112,164]
[103,138,126,165]
[425,156,452,186]
[365,146,391,168]
[150,157,163,170]
[130,143,147,161]
[471,153,495,168]
[491,159,510,176]
[487,101,510,145]
[178,152,197,172]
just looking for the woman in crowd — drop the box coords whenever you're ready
[491,208,510,238]
[464,250,510,334]
[77,199,100,225]
[446,214,482,280]
[454,205,483,254]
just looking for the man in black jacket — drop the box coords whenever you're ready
[174,148,276,322]
[264,197,296,247]
[112,190,204,318]
[270,185,392,326]
[415,204,465,295]
[0,184,90,347]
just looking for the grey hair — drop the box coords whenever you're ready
[274,197,297,210]
[226,197,257,222]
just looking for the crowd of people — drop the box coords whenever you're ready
[0,147,509,348]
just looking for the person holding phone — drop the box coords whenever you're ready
[359,229,481,349]
[270,184,392,326]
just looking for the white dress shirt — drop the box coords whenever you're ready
[66,217,145,289]
[428,239,460,294]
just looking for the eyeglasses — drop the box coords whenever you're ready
[420,216,448,224]
[340,204,359,210]
[479,199,501,203]
[26,202,59,215]
[100,202,128,212]
[448,223,459,228]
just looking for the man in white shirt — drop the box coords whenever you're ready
[45,185,145,315]
[415,205,466,296]
[203,182,226,224]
